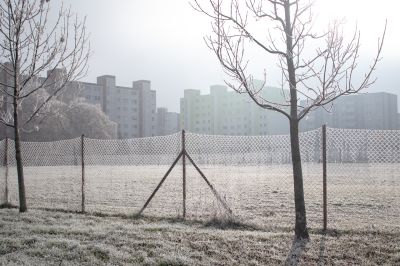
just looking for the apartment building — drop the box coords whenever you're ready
[300,92,399,130]
[0,62,178,139]
[81,76,157,138]
[180,84,289,135]
[156,107,180,136]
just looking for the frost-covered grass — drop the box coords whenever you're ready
[3,163,399,232]
[0,209,399,265]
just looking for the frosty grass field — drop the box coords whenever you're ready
[4,162,399,232]
[1,162,399,265]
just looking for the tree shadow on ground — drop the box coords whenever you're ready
[284,232,328,265]
[284,237,309,266]
[318,233,327,266]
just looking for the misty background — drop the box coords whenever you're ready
[53,0,400,112]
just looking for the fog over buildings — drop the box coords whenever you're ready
[53,0,400,113]
[1,1,399,139]
[180,85,289,135]
[300,92,400,131]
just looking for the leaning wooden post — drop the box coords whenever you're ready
[186,153,233,215]
[322,124,327,231]
[182,130,187,219]
[4,137,9,204]
[81,134,85,213]
[138,151,183,215]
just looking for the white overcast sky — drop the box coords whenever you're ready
[54,0,400,112]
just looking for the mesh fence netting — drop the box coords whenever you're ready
[83,133,182,216]
[326,128,400,231]
[3,138,82,211]
[0,127,398,232]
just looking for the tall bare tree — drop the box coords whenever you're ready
[0,0,89,212]
[193,0,385,239]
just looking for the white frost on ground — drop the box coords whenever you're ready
[0,209,399,265]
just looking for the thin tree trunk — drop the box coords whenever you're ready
[13,69,27,212]
[13,101,27,212]
[284,0,309,240]
[290,119,309,239]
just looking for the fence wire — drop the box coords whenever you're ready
[4,138,82,211]
[326,128,400,231]
[185,129,323,229]
[0,128,399,233]
[84,133,182,215]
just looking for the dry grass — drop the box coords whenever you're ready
[0,209,399,265]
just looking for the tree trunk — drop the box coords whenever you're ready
[284,0,309,240]
[290,118,309,239]
[13,91,27,212]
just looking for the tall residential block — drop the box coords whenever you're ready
[300,92,399,130]
[0,63,159,139]
[156,107,180,136]
[180,84,289,135]
[81,76,157,138]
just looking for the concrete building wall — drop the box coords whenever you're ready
[180,84,289,135]
[300,92,399,130]
[132,80,156,137]
[0,63,14,139]
[0,66,160,139]
[156,107,179,136]
[80,77,156,138]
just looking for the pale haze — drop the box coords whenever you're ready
[55,0,400,112]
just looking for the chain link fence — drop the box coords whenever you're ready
[0,127,399,232]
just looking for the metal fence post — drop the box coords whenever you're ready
[182,130,186,218]
[322,124,327,231]
[4,137,9,204]
[81,134,85,213]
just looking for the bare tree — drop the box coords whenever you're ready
[192,0,385,239]
[0,0,89,212]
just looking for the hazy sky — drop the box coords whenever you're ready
[55,0,400,112]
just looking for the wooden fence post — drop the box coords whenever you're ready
[182,130,186,219]
[138,151,183,215]
[186,153,233,215]
[81,134,85,213]
[322,124,327,231]
[4,137,9,204]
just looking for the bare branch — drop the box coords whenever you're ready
[0,0,90,131]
